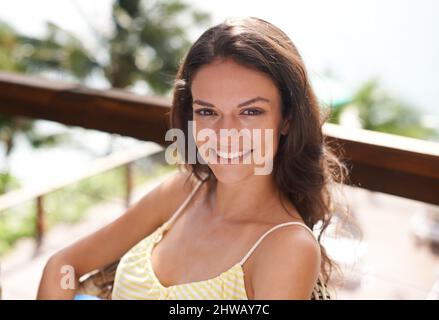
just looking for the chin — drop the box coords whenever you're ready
[209,163,255,184]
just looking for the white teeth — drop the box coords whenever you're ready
[217,150,243,159]
[215,149,251,160]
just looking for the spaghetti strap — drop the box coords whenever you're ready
[162,177,205,230]
[238,222,318,266]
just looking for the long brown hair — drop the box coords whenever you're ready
[170,17,349,283]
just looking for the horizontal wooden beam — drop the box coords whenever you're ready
[1,71,438,205]
[0,72,171,145]
[0,144,163,213]
[323,123,439,205]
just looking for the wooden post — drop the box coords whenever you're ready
[125,163,133,209]
[36,195,45,248]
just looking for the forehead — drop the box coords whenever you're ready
[191,58,279,106]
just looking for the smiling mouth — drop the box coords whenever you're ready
[212,149,253,163]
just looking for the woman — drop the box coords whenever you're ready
[38,17,347,300]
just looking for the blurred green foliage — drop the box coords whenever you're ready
[327,79,438,141]
[0,0,210,94]
[0,0,210,191]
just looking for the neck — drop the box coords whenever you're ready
[209,174,280,222]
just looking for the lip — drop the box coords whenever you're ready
[212,148,253,163]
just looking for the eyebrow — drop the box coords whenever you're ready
[193,96,270,108]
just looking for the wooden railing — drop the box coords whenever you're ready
[0,144,163,247]
[323,124,439,205]
[1,71,438,209]
[0,72,170,145]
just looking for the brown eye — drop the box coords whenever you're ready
[241,108,263,116]
[194,109,216,116]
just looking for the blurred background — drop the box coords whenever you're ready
[0,0,438,300]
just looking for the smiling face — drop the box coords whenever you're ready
[191,58,287,184]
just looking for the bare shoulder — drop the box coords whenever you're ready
[136,170,201,224]
[251,223,321,299]
[44,171,201,274]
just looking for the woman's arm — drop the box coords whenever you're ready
[36,171,196,299]
[251,225,321,300]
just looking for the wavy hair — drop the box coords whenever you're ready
[170,17,349,283]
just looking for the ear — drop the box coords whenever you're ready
[280,118,291,135]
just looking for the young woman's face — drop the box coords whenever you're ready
[191,58,287,183]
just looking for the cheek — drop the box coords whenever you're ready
[192,120,213,149]
[253,117,282,155]
[192,123,221,162]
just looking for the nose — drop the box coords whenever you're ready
[212,117,251,151]
[213,114,240,132]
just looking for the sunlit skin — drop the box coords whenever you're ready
[185,58,320,298]
[37,58,320,300]
[192,57,286,184]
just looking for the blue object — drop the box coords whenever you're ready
[74,294,101,300]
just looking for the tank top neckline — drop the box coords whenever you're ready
[147,222,247,292]
[147,177,318,292]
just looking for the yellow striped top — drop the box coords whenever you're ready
[112,178,330,300]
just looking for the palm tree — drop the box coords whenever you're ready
[0,0,211,191]
[17,0,210,94]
